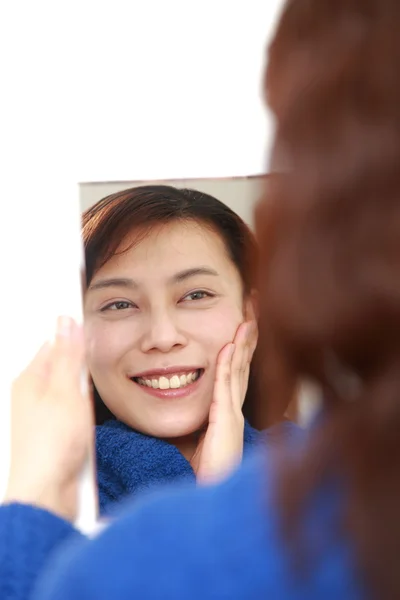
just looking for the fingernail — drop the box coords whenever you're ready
[228,343,235,359]
[57,316,74,338]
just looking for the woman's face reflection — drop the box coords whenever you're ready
[84,220,251,438]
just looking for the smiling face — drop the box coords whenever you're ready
[84,219,251,438]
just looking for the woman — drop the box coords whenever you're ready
[83,186,292,514]
[1,0,398,598]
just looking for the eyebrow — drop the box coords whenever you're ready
[88,277,136,292]
[88,267,219,292]
[173,267,219,282]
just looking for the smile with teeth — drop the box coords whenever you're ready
[133,369,202,390]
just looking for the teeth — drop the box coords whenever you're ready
[170,375,180,389]
[136,370,200,389]
[159,376,169,390]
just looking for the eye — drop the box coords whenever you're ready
[181,290,214,302]
[101,300,136,312]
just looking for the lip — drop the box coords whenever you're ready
[130,366,203,378]
[129,369,204,399]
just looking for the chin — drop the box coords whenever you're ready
[146,413,208,440]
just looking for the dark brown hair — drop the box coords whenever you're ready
[82,185,259,426]
[257,1,400,598]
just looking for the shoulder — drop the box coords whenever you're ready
[0,503,80,600]
[263,419,303,444]
[244,418,303,449]
[36,445,359,600]
[37,451,276,599]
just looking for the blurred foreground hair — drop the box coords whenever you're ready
[258,1,400,598]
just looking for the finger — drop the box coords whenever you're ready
[12,341,52,400]
[46,316,85,400]
[240,320,259,401]
[242,321,258,368]
[241,363,251,400]
[241,331,252,390]
[233,320,258,407]
[247,320,258,356]
[213,343,235,410]
[230,322,252,408]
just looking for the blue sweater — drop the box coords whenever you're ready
[96,419,293,515]
[0,437,362,600]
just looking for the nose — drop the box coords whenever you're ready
[140,308,187,354]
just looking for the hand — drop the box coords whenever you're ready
[4,316,93,522]
[191,321,258,484]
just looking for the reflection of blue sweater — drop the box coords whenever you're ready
[0,442,360,600]
[96,419,295,515]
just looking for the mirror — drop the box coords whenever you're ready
[80,177,263,516]
[79,177,319,518]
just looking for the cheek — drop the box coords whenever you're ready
[85,320,136,372]
[187,303,244,357]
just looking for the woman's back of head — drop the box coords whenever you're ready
[257,1,400,598]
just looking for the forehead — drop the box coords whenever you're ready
[95,220,238,281]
